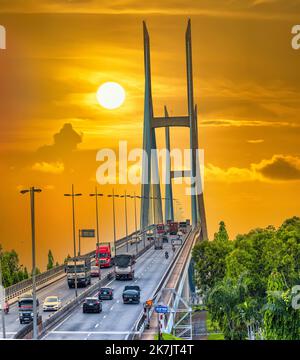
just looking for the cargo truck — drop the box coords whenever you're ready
[154,236,163,250]
[95,242,115,268]
[169,221,178,235]
[114,253,135,280]
[67,256,91,288]
[18,293,39,324]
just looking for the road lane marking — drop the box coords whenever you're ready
[51,311,73,332]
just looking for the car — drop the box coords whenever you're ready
[162,235,168,243]
[43,296,62,312]
[91,265,100,277]
[98,287,113,300]
[83,297,102,313]
[122,285,141,304]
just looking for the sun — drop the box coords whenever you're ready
[96,82,126,110]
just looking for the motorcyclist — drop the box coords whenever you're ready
[165,251,169,259]
[0,301,9,314]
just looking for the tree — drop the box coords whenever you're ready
[192,238,233,296]
[47,250,54,270]
[0,246,29,287]
[214,221,229,242]
[207,275,249,340]
[263,271,300,340]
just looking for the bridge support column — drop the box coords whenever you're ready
[140,22,163,229]
[164,106,174,222]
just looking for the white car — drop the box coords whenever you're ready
[43,296,62,311]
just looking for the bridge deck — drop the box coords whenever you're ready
[141,228,199,339]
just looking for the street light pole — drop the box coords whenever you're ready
[89,187,103,281]
[133,192,138,254]
[20,186,42,340]
[112,189,117,256]
[121,192,129,252]
[64,185,82,298]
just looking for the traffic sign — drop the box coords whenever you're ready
[80,229,95,238]
[154,304,169,314]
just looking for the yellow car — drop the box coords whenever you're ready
[43,296,62,312]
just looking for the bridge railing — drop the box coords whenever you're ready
[128,226,196,339]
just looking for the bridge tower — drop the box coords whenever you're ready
[140,20,208,239]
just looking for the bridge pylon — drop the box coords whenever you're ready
[140,20,207,239]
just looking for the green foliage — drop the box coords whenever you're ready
[208,333,225,340]
[192,217,300,340]
[207,275,248,339]
[192,236,233,296]
[214,221,229,242]
[0,245,29,287]
[154,333,182,340]
[64,254,71,264]
[47,250,54,270]
[263,271,300,340]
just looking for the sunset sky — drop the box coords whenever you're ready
[0,0,299,269]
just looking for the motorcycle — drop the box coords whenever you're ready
[1,301,9,314]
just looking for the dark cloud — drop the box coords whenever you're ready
[256,155,300,180]
[36,123,82,162]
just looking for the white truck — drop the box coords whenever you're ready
[114,253,136,280]
[67,256,91,288]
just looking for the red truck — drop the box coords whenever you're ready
[156,223,165,235]
[169,222,178,235]
[95,243,115,268]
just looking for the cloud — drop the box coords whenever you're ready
[0,0,299,20]
[201,119,300,128]
[32,161,64,174]
[247,139,264,144]
[254,155,300,180]
[205,155,300,183]
[36,123,82,162]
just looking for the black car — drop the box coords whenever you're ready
[122,285,141,304]
[98,287,113,300]
[82,297,102,313]
[162,235,168,243]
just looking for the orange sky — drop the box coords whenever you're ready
[0,0,300,270]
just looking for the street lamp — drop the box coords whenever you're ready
[64,184,82,298]
[108,190,118,256]
[20,186,42,340]
[130,193,139,254]
[120,191,130,253]
[89,187,103,281]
